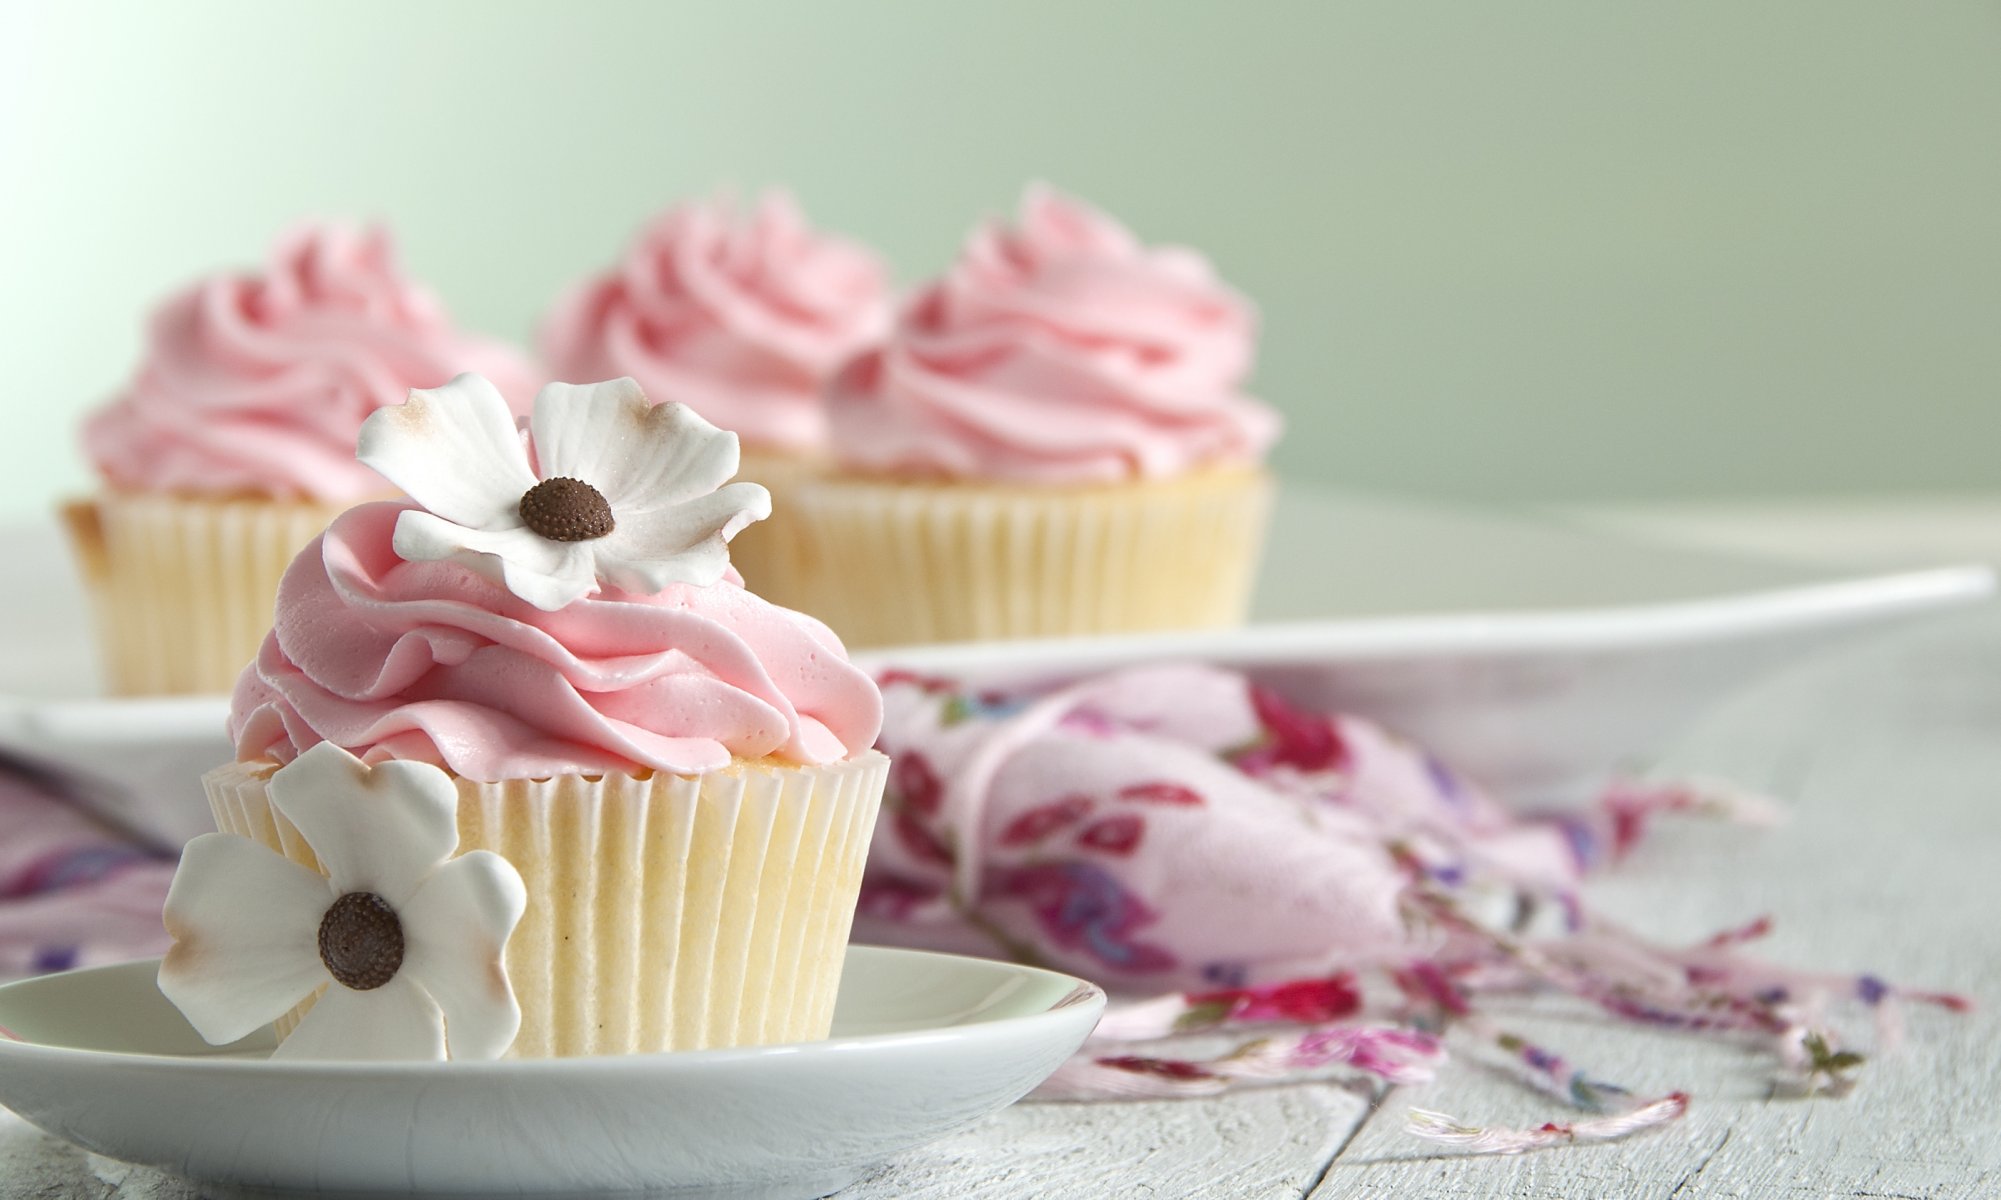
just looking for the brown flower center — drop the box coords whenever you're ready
[518,477,615,542]
[317,891,405,991]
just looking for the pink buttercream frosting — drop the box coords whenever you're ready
[540,192,893,456]
[826,187,1280,484]
[84,224,540,503]
[229,502,883,782]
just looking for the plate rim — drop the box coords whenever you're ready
[0,945,1107,1078]
[852,563,1996,671]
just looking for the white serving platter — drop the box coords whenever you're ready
[0,947,1103,1198]
[0,487,1991,847]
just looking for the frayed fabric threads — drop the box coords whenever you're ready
[1037,1023,1445,1100]
[1407,1092,1692,1155]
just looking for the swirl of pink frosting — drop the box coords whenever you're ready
[540,192,893,456]
[84,223,540,503]
[826,186,1280,484]
[229,502,883,781]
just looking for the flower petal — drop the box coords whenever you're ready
[531,381,740,510]
[392,510,600,611]
[158,833,332,1046]
[274,974,447,1061]
[266,743,462,905]
[358,373,537,527]
[595,481,772,592]
[399,850,527,1060]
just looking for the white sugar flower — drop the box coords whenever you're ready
[357,373,772,611]
[158,743,527,1061]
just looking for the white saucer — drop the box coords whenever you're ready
[0,946,1104,1198]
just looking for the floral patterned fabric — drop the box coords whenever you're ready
[857,663,1592,991]
[0,761,173,981]
[857,664,1965,1151]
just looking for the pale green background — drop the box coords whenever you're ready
[2,0,1996,522]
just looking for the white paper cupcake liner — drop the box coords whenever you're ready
[783,468,1275,647]
[205,751,889,1057]
[62,493,344,696]
[725,448,823,613]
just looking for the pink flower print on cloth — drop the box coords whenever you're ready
[858,664,1420,992]
[854,663,1970,1156]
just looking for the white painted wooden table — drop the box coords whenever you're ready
[4,530,2000,1197]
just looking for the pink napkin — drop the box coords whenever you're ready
[856,664,1966,1153]
[859,663,1623,988]
[0,761,174,981]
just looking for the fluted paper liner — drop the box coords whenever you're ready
[725,448,822,612]
[204,752,889,1057]
[62,492,344,696]
[782,467,1275,647]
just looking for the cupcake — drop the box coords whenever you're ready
[66,223,540,695]
[157,373,888,1060]
[539,191,893,608]
[789,186,1281,647]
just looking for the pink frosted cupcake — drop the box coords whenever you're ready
[164,374,889,1060]
[793,186,1281,647]
[540,191,892,606]
[66,223,539,695]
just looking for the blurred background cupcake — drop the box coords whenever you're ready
[65,223,540,696]
[790,185,1281,647]
[540,191,893,607]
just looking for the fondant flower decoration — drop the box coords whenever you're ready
[158,743,528,1061]
[357,372,772,611]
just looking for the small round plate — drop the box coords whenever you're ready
[0,947,1104,1198]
